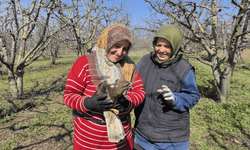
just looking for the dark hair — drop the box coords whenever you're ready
[152,37,173,52]
[152,37,158,47]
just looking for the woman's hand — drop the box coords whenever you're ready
[83,91,114,111]
[157,85,175,104]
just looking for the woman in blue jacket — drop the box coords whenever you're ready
[134,25,201,150]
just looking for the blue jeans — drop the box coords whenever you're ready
[134,132,189,150]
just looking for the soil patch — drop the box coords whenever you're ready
[0,93,74,150]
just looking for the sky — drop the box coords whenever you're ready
[105,0,238,26]
[18,0,152,26]
[19,0,238,27]
[104,0,154,26]
[123,0,153,24]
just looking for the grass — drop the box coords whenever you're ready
[188,59,250,149]
[0,55,76,125]
[1,54,250,149]
[0,55,76,91]
[196,66,250,149]
[189,99,250,149]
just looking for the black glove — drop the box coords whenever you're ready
[113,95,130,112]
[84,91,114,111]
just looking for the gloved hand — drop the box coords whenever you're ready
[157,85,175,104]
[113,95,129,113]
[84,91,114,111]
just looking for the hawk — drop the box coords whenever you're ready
[97,79,132,143]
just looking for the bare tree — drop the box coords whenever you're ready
[0,0,67,98]
[54,0,123,57]
[0,0,131,98]
[144,0,250,102]
[47,37,60,65]
[131,29,154,51]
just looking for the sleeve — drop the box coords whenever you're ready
[137,60,141,69]
[63,56,92,112]
[124,70,145,113]
[172,69,201,112]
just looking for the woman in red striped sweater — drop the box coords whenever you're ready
[63,23,145,150]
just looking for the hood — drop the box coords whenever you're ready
[152,25,186,67]
[96,23,132,54]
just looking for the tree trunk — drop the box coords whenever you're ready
[16,74,23,98]
[214,63,234,103]
[50,55,56,65]
[218,74,231,103]
[7,70,18,98]
[16,65,25,98]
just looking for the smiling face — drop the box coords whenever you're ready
[154,37,172,61]
[107,40,130,63]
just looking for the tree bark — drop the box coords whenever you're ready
[50,54,56,65]
[16,65,25,97]
[7,70,18,98]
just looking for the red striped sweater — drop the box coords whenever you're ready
[63,55,145,150]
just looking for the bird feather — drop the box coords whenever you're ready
[97,79,132,143]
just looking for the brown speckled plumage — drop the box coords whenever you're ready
[96,79,132,143]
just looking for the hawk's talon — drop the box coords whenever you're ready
[110,108,119,115]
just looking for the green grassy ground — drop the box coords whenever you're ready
[0,54,250,149]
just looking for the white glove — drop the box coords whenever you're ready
[157,85,175,104]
